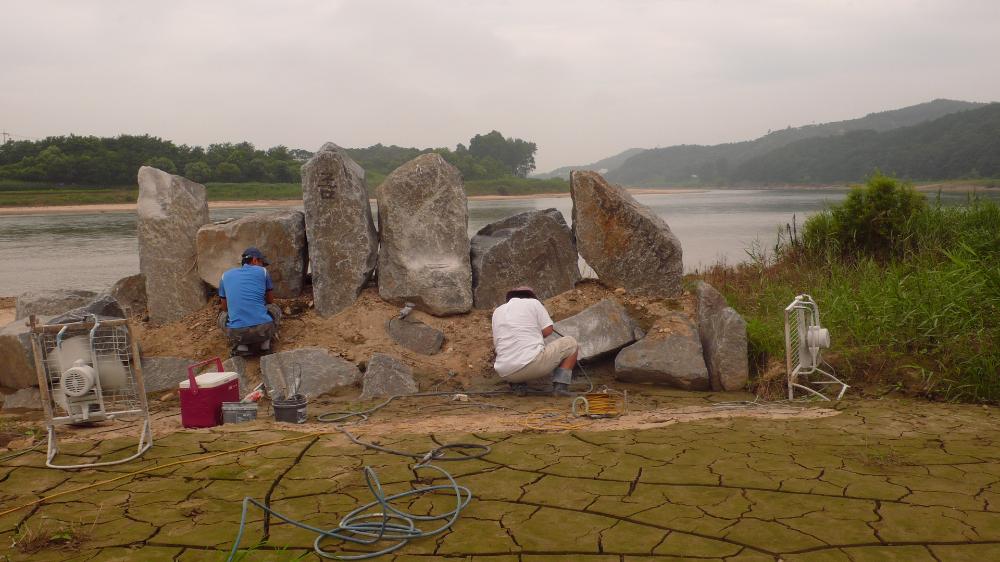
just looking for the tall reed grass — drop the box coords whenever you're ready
[702,180,1000,403]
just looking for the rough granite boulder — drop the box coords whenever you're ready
[15,290,97,320]
[137,166,210,323]
[108,274,147,316]
[377,153,472,316]
[360,353,418,400]
[0,318,46,390]
[140,356,198,393]
[1,387,41,411]
[471,209,581,309]
[386,317,444,355]
[614,312,710,389]
[696,281,749,391]
[570,171,683,297]
[196,210,308,298]
[261,347,361,399]
[302,143,378,317]
[550,299,643,360]
[48,294,125,324]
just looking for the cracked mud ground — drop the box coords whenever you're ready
[2,394,999,561]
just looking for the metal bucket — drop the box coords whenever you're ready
[222,402,258,424]
[273,394,307,424]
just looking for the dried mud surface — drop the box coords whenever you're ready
[2,393,999,561]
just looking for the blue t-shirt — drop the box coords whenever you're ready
[218,265,274,329]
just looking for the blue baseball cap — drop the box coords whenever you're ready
[241,247,270,266]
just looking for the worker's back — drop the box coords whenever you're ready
[491,298,552,376]
[219,265,272,328]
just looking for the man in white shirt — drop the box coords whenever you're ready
[492,286,579,396]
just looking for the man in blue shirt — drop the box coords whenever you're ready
[217,247,282,355]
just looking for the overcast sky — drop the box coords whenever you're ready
[2,0,998,171]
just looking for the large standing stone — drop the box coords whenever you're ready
[377,153,472,316]
[471,209,581,309]
[137,166,210,323]
[140,356,199,393]
[570,171,683,297]
[261,347,361,399]
[1,387,41,411]
[696,281,749,391]
[107,274,147,316]
[614,312,710,389]
[15,290,96,320]
[302,143,378,317]
[360,353,418,400]
[386,317,444,355]
[0,319,44,390]
[197,210,308,298]
[550,299,643,360]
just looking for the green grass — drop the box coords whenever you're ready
[700,197,1000,403]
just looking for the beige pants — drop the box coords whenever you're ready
[502,336,578,383]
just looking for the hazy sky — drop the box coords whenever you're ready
[2,0,998,171]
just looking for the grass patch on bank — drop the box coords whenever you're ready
[700,174,1000,403]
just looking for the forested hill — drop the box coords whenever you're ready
[533,148,645,179]
[604,98,986,186]
[734,102,1000,183]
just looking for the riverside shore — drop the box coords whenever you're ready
[0,188,705,216]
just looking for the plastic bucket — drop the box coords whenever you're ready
[273,394,307,424]
[222,402,258,424]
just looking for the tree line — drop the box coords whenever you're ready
[0,130,537,186]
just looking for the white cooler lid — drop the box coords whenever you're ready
[179,371,239,389]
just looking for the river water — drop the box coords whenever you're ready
[1,188,993,295]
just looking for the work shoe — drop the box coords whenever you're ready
[509,383,529,397]
[260,339,271,351]
[552,382,574,397]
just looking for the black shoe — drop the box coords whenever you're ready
[509,383,529,397]
[552,382,574,397]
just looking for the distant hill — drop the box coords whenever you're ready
[603,99,986,186]
[534,148,645,179]
[734,102,1000,183]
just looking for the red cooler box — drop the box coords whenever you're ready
[179,358,240,428]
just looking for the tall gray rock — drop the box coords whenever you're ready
[302,143,378,317]
[570,171,683,297]
[197,210,308,298]
[137,166,210,323]
[696,281,749,391]
[377,153,472,316]
[471,209,581,309]
[550,299,643,360]
[15,290,96,320]
[614,312,710,390]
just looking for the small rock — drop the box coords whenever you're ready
[615,313,710,390]
[360,353,418,400]
[386,317,444,355]
[0,318,50,390]
[614,288,626,295]
[159,391,176,402]
[550,299,642,360]
[16,290,97,320]
[1,387,42,411]
[261,347,361,399]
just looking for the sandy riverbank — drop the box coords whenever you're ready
[0,188,705,216]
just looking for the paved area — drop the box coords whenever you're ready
[1,397,999,561]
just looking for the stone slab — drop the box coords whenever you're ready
[386,316,444,355]
[359,353,418,400]
[260,347,361,399]
[614,312,710,389]
[550,299,642,360]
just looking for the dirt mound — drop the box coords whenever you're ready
[135,280,697,391]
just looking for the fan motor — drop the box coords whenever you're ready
[62,360,97,397]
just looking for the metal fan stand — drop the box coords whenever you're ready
[784,295,849,401]
[30,315,153,469]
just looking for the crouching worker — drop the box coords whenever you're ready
[491,286,578,396]
[217,247,282,356]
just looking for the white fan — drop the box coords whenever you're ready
[784,295,848,400]
[51,335,128,420]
